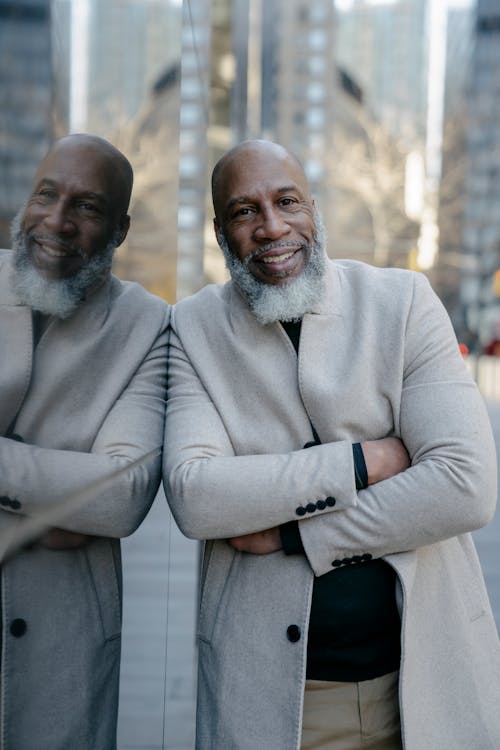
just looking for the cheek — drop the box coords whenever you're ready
[22,206,41,229]
[82,224,114,251]
[225,230,253,264]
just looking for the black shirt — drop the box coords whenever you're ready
[280,319,401,682]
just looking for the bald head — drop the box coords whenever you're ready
[211,140,310,223]
[16,133,134,284]
[38,134,133,218]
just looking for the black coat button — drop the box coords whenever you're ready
[306,503,316,514]
[295,506,307,517]
[325,496,336,507]
[286,624,301,642]
[342,557,353,564]
[0,497,10,507]
[10,618,27,637]
[316,499,326,510]
[361,553,373,561]
[10,500,21,510]
[331,560,343,567]
[352,555,362,563]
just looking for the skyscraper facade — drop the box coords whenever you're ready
[459,0,500,348]
[0,0,56,247]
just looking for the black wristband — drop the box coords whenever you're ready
[353,442,368,490]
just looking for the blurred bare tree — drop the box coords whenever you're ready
[326,78,419,268]
[110,65,181,304]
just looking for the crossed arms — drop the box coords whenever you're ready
[0,323,169,554]
[164,273,497,575]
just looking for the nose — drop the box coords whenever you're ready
[254,206,290,241]
[42,200,76,235]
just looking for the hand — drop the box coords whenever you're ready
[361,437,410,485]
[229,527,282,554]
[38,527,90,550]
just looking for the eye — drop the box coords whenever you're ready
[76,201,100,214]
[279,196,298,207]
[231,206,255,219]
[34,188,57,202]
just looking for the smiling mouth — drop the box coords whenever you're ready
[261,250,296,264]
[31,235,82,260]
[38,243,71,258]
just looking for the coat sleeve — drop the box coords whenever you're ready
[299,273,498,576]
[0,318,169,540]
[163,321,359,540]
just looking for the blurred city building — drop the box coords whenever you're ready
[185,0,450,285]
[453,0,500,350]
[0,0,59,248]
[334,0,443,272]
[436,1,476,340]
[176,0,211,299]
[201,0,348,283]
[55,0,183,302]
[0,0,182,301]
[335,0,429,141]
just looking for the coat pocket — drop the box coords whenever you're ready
[451,534,488,622]
[198,540,236,644]
[84,539,122,641]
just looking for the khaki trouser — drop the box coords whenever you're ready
[301,671,402,750]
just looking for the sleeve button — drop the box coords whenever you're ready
[316,500,326,510]
[295,506,307,517]
[325,496,336,507]
[306,503,317,514]
[331,560,343,567]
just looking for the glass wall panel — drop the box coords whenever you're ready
[0,3,197,749]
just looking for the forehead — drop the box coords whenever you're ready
[34,143,116,198]
[215,147,309,213]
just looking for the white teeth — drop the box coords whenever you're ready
[41,245,67,258]
[262,251,294,264]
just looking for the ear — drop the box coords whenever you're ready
[213,218,224,248]
[115,214,130,247]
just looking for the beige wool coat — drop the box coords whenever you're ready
[164,258,500,750]
[0,250,170,749]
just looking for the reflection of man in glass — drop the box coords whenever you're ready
[164,139,500,750]
[1,134,169,748]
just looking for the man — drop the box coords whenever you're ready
[0,134,169,749]
[164,139,500,749]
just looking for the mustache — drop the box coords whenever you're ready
[245,241,307,266]
[28,232,87,259]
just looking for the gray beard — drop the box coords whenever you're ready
[10,209,118,319]
[218,208,328,325]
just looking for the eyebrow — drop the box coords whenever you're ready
[35,179,109,207]
[224,185,303,216]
